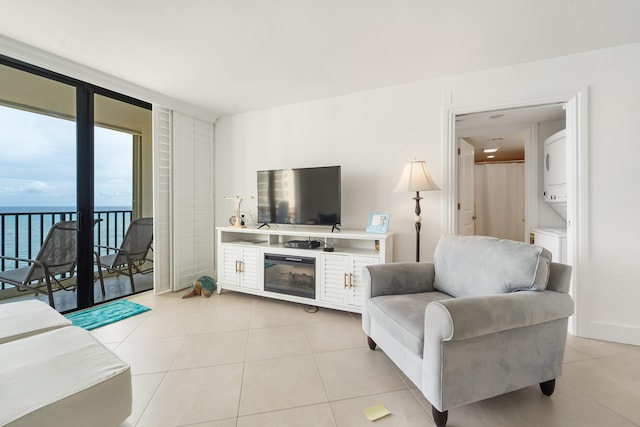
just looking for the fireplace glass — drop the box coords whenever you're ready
[264,253,315,299]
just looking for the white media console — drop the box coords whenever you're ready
[216,226,393,313]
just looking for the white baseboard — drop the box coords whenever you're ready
[582,321,640,346]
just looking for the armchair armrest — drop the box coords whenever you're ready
[362,262,437,337]
[425,290,575,341]
[364,262,436,299]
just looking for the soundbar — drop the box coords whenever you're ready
[284,240,321,249]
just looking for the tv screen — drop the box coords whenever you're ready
[257,166,341,226]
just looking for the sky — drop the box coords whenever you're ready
[0,105,132,208]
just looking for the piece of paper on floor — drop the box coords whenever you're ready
[363,404,391,421]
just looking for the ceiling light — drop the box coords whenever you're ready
[483,148,499,153]
[486,155,496,159]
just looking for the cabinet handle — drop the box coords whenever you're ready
[344,273,348,288]
[349,273,353,288]
[238,261,244,273]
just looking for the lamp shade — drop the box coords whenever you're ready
[394,160,440,193]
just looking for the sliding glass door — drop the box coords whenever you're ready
[0,56,151,312]
[0,62,81,310]
[93,93,153,303]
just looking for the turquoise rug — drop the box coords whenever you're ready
[66,299,151,330]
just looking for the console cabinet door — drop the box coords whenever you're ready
[219,245,260,290]
[348,256,379,307]
[319,254,379,308]
[239,247,259,290]
[320,254,349,305]
[219,245,240,287]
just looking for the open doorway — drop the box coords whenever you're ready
[455,104,565,242]
[444,91,588,336]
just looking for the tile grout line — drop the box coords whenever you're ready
[304,309,339,426]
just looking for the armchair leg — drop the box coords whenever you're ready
[367,336,377,350]
[432,406,448,427]
[540,379,556,396]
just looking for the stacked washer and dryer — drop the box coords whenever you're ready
[530,129,568,264]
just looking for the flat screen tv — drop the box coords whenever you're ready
[257,166,341,226]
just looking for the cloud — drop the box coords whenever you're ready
[0,179,57,194]
[97,191,126,197]
[1,106,132,207]
[21,180,56,193]
[105,178,129,185]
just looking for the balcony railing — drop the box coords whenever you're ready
[0,209,132,289]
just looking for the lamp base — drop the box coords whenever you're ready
[413,191,422,263]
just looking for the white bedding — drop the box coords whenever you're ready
[0,300,71,344]
[0,326,131,427]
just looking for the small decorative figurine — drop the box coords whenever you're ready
[182,275,217,298]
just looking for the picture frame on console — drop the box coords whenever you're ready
[366,213,390,234]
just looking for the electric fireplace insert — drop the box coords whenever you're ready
[264,253,315,299]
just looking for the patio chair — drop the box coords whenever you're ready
[95,217,153,293]
[0,220,79,308]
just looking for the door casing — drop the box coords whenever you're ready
[442,88,588,336]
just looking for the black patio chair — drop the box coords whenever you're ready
[95,217,153,293]
[0,220,79,308]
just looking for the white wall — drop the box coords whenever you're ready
[215,79,446,260]
[215,42,640,346]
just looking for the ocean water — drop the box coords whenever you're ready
[0,206,132,263]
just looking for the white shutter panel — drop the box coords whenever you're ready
[152,106,172,293]
[172,112,214,290]
[194,120,215,279]
[173,112,197,290]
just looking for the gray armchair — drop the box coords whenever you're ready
[362,235,574,427]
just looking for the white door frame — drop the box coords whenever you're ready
[442,88,588,336]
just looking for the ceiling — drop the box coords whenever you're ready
[457,104,566,162]
[1,1,640,117]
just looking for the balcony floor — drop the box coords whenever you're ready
[0,273,154,313]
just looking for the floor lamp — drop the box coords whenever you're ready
[394,159,440,262]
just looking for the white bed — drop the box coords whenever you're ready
[0,300,71,344]
[0,301,132,427]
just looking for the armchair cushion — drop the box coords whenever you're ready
[368,291,451,357]
[433,235,552,298]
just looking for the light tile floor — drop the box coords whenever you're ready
[99,290,640,427]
